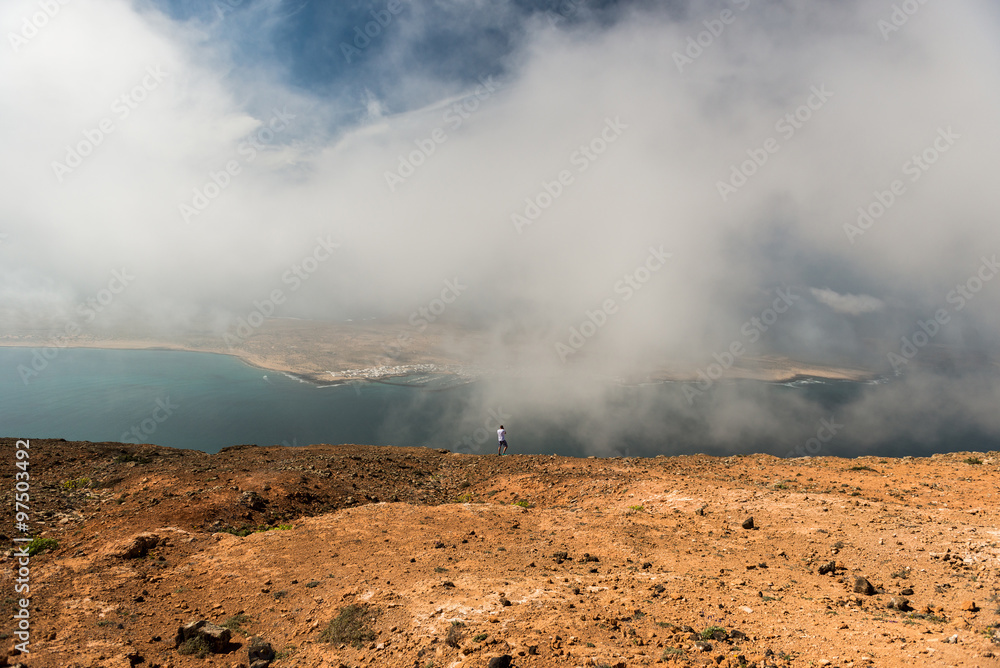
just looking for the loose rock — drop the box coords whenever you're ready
[887,597,910,611]
[248,636,275,668]
[853,576,875,596]
[103,532,161,559]
[175,620,233,654]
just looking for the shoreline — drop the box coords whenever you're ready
[0,339,880,387]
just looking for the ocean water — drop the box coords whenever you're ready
[0,347,428,454]
[1,347,996,458]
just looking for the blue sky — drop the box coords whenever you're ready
[140,0,662,121]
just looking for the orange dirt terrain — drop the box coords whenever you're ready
[1,439,998,668]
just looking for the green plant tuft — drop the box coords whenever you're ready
[61,477,93,490]
[220,524,293,537]
[320,604,378,648]
[222,613,252,636]
[178,635,211,658]
[27,537,58,556]
[445,621,464,648]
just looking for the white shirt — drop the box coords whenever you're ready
[497,428,506,442]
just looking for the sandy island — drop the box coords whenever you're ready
[0,318,878,386]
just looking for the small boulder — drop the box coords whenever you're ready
[887,597,911,611]
[818,561,837,575]
[741,517,755,530]
[487,655,513,668]
[175,620,233,654]
[104,532,161,559]
[853,576,875,596]
[960,600,978,612]
[239,491,266,511]
[248,636,275,668]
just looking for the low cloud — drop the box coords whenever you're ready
[810,288,885,316]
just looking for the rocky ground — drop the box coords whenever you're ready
[1,438,998,668]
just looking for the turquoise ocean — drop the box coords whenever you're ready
[1,347,996,458]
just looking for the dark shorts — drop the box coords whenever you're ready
[498,440,508,448]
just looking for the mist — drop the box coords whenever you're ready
[3,0,1000,455]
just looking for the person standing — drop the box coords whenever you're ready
[497,425,508,455]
